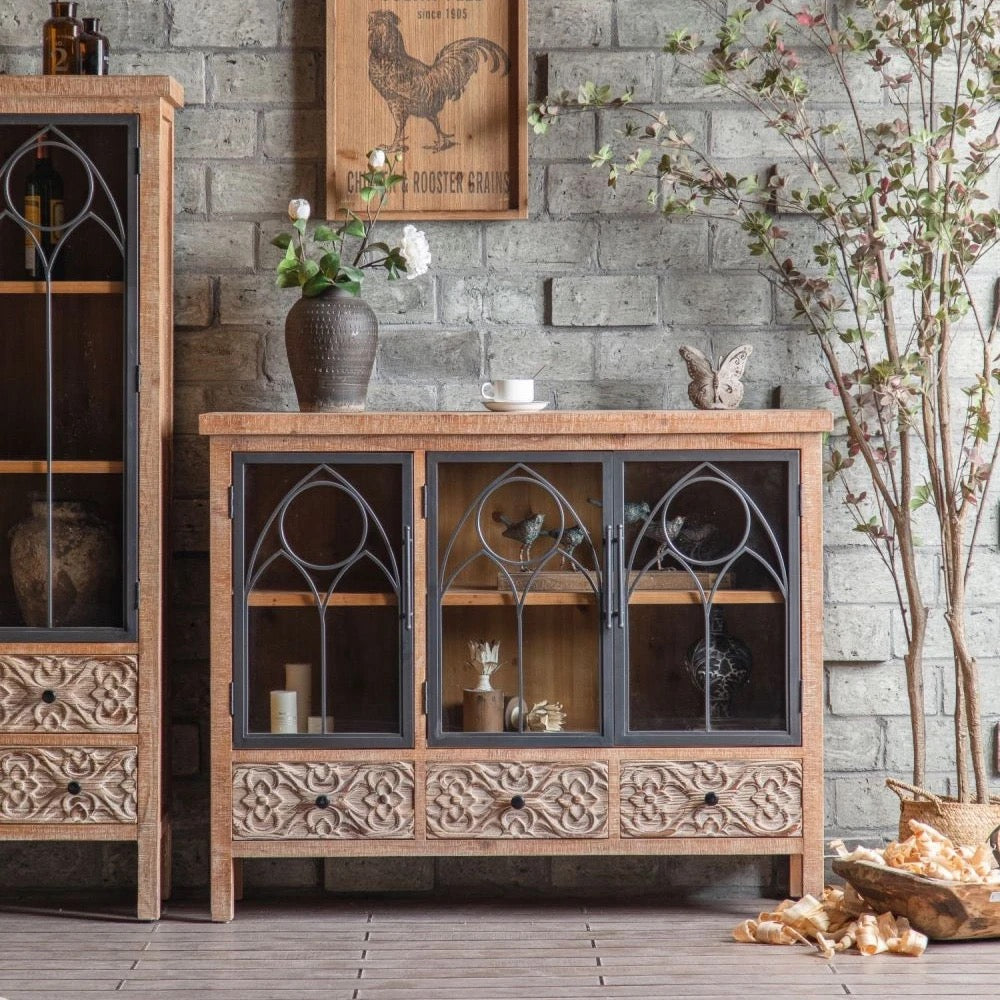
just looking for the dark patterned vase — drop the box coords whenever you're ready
[9,499,118,628]
[684,608,752,717]
[284,289,378,412]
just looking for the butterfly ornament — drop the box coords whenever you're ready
[679,344,753,410]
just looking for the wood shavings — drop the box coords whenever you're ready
[734,821,998,958]
[731,894,928,958]
[832,818,1000,885]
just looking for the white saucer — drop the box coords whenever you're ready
[483,400,549,412]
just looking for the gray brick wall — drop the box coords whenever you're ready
[0,0,997,898]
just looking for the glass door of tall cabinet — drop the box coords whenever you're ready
[427,455,612,747]
[233,455,413,749]
[0,118,137,639]
[615,452,800,746]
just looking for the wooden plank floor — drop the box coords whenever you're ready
[1,896,999,998]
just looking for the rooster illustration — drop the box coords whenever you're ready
[368,10,511,154]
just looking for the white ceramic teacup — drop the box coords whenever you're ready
[481,378,534,403]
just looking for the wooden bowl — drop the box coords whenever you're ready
[832,858,1000,941]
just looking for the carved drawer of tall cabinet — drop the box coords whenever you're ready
[0,655,138,733]
[0,747,137,823]
[232,763,415,841]
[620,760,803,838]
[426,762,609,839]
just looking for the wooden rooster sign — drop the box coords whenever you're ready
[328,0,528,219]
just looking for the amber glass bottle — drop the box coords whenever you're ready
[79,17,110,76]
[42,1,83,75]
[24,138,65,280]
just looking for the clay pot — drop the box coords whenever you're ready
[284,290,378,412]
[9,499,119,628]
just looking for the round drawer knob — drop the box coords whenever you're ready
[67,781,81,795]
[315,795,330,809]
[41,690,57,704]
[510,795,526,810]
[704,791,719,806]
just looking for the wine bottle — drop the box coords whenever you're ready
[79,17,109,76]
[42,1,83,76]
[24,138,65,281]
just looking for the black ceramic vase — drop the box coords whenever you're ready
[284,289,378,412]
[684,608,752,718]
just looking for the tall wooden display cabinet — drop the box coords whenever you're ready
[0,77,182,920]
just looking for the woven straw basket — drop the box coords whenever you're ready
[887,778,1000,845]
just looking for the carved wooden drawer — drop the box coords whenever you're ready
[0,655,138,733]
[620,760,803,838]
[232,762,414,840]
[0,747,137,824]
[426,762,609,839]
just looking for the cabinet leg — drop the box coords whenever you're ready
[788,853,824,899]
[211,853,236,923]
[136,828,162,921]
[234,858,245,901]
[788,854,804,898]
[800,848,825,899]
[160,817,173,901]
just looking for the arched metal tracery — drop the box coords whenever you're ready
[625,461,790,732]
[439,462,601,733]
[0,122,134,636]
[241,463,407,738]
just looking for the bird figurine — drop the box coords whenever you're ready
[649,517,720,568]
[544,524,587,567]
[587,497,652,525]
[644,515,686,569]
[492,510,545,563]
[679,344,753,410]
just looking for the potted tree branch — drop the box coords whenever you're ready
[532,0,1000,837]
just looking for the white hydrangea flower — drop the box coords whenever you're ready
[368,148,387,169]
[287,198,311,222]
[399,225,431,279]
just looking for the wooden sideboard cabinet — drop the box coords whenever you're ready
[200,411,831,922]
[0,77,182,919]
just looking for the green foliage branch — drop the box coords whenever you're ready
[272,153,411,298]
[532,0,1000,803]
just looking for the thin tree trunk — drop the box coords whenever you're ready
[896,518,928,788]
[944,517,988,802]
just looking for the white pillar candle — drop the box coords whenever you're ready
[307,715,335,734]
[284,662,312,732]
[270,690,298,734]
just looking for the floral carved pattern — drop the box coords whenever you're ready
[232,763,414,840]
[426,762,608,839]
[0,747,137,823]
[620,760,802,838]
[0,655,138,732]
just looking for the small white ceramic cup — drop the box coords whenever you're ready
[482,378,534,402]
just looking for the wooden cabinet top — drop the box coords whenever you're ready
[199,409,833,439]
[0,76,183,108]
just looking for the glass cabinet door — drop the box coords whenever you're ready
[233,455,413,748]
[615,452,799,745]
[428,455,612,746]
[0,117,137,638]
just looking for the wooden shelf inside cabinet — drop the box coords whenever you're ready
[629,590,785,606]
[0,281,124,294]
[443,588,599,606]
[247,590,398,608]
[0,460,124,474]
[442,588,783,606]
